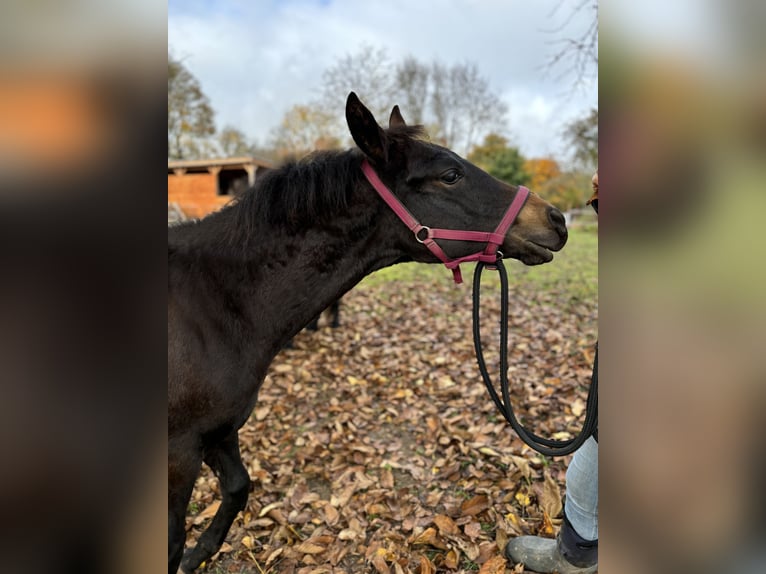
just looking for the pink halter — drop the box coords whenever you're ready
[361,159,530,284]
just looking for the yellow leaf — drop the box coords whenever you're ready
[538,510,555,537]
[515,491,531,507]
[444,549,460,569]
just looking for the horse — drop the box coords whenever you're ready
[168,92,568,573]
[307,299,341,331]
[283,299,340,349]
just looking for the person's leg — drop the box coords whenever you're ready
[564,436,598,540]
[505,437,598,573]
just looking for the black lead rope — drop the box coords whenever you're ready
[472,259,598,457]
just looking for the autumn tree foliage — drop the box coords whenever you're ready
[218,126,255,158]
[269,104,342,159]
[467,133,530,187]
[168,54,216,159]
[538,171,594,212]
[524,157,593,212]
[564,108,598,168]
[524,158,563,191]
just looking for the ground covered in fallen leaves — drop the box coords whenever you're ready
[186,229,597,574]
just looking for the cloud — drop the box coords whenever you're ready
[168,0,597,159]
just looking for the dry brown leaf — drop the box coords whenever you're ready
[381,467,394,489]
[477,555,507,574]
[417,555,435,574]
[254,405,271,421]
[464,521,482,540]
[192,500,221,525]
[452,536,480,561]
[538,510,555,537]
[478,446,501,457]
[410,527,449,550]
[258,501,283,518]
[461,494,490,516]
[509,455,533,480]
[323,504,339,526]
[443,549,460,569]
[370,554,391,574]
[294,541,326,555]
[540,470,563,518]
[433,514,459,536]
[265,547,283,565]
[337,528,357,540]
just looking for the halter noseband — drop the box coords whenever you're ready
[361,159,530,284]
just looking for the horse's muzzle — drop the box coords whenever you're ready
[547,206,569,249]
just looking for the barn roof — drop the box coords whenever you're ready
[168,156,273,172]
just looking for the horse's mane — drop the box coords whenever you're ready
[225,125,427,241]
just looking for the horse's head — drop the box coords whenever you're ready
[346,93,567,269]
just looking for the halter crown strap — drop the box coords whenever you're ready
[361,159,529,283]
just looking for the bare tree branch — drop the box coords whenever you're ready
[541,0,598,89]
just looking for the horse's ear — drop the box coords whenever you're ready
[346,92,388,164]
[389,105,406,128]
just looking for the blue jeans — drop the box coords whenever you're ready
[564,436,599,541]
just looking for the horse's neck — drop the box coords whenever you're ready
[169,194,399,353]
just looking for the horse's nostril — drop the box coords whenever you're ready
[548,207,566,232]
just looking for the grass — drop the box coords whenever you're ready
[360,227,598,304]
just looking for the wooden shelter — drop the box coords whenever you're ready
[168,156,272,218]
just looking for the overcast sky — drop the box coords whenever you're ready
[168,0,597,161]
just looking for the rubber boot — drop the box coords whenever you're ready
[505,514,597,573]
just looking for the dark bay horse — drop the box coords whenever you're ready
[168,93,568,572]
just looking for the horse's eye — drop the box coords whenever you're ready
[440,169,462,185]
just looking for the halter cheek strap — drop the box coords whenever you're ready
[361,159,530,283]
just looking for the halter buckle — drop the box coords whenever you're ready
[486,251,503,271]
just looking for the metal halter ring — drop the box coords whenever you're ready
[415,226,431,243]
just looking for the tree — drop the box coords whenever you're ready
[394,56,430,125]
[314,47,507,155]
[544,0,598,87]
[524,157,562,190]
[564,108,598,168]
[168,54,216,159]
[218,126,253,157]
[538,170,593,212]
[431,62,508,155]
[318,45,397,129]
[467,133,530,186]
[269,104,342,159]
